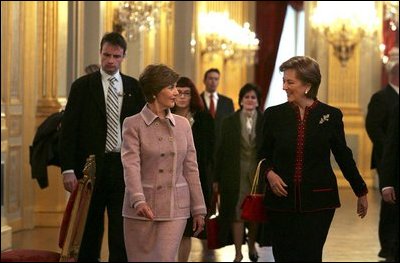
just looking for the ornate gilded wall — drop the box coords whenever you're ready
[1,2,382,245]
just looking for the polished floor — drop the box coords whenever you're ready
[10,187,383,262]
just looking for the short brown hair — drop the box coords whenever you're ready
[100,32,127,55]
[279,56,321,99]
[203,68,220,81]
[238,83,261,110]
[139,64,179,103]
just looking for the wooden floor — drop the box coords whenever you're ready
[10,187,383,262]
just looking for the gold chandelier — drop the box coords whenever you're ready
[311,2,378,67]
[196,11,259,64]
[113,1,172,41]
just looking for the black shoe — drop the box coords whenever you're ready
[249,252,259,262]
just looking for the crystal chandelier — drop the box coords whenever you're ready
[196,11,259,64]
[384,1,399,31]
[114,1,172,41]
[311,2,378,67]
[379,1,399,64]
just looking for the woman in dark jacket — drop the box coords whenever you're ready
[215,83,263,262]
[260,56,368,262]
[173,77,215,262]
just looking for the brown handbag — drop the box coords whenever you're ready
[240,159,268,222]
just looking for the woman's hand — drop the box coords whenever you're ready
[136,203,155,220]
[266,170,288,197]
[382,187,396,204]
[357,195,368,218]
[192,214,205,237]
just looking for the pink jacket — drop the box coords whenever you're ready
[121,105,207,220]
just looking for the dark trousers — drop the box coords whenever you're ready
[269,209,335,262]
[378,199,398,258]
[78,153,127,262]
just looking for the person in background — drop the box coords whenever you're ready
[85,64,100,74]
[380,102,399,262]
[121,64,207,262]
[59,32,146,262]
[366,46,399,262]
[172,76,215,262]
[200,68,234,145]
[215,83,264,262]
[260,56,368,262]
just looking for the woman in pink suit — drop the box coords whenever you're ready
[121,64,207,262]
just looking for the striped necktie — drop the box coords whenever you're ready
[106,76,119,152]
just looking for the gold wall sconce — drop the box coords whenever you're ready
[311,1,379,67]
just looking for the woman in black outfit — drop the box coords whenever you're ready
[259,56,368,262]
[173,77,215,262]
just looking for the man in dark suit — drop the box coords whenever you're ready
[200,68,234,194]
[366,47,399,261]
[59,32,145,262]
[200,68,234,144]
[380,103,399,262]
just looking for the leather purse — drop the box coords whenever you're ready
[240,159,268,222]
[206,193,223,249]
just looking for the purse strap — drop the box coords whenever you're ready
[250,159,266,195]
[209,192,220,218]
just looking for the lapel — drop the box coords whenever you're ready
[120,74,129,121]
[232,111,241,137]
[90,72,106,118]
[216,94,223,118]
[200,92,208,110]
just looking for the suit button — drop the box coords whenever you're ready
[159,169,164,173]
[161,153,165,157]
[171,152,175,156]
[155,122,159,126]
[157,185,162,190]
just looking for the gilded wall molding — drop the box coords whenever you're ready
[36,1,61,117]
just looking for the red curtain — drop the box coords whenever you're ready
[255,1,288,108]
[255,1,304,108]
[381,16,399,87]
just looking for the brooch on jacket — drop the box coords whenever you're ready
[319,114,330,124]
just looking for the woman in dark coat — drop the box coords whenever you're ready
[215,83,263,262]
[173,77,215,262]
[260,56,368,262]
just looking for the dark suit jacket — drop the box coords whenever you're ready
[260,101,368,212]
[380,103,399,197]
[192,110,215,207]
[215,110,263,219]
[30,111,64,188]
[200,92,234,143]
[366,85,399,172]
[59,71,145,179]
[215,109,263,247]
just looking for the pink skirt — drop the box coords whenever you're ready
[124,218,187,262]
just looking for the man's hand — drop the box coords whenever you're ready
[382,187,396,204]
[63,172,78,192]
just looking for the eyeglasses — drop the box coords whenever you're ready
[178,91,191,98]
